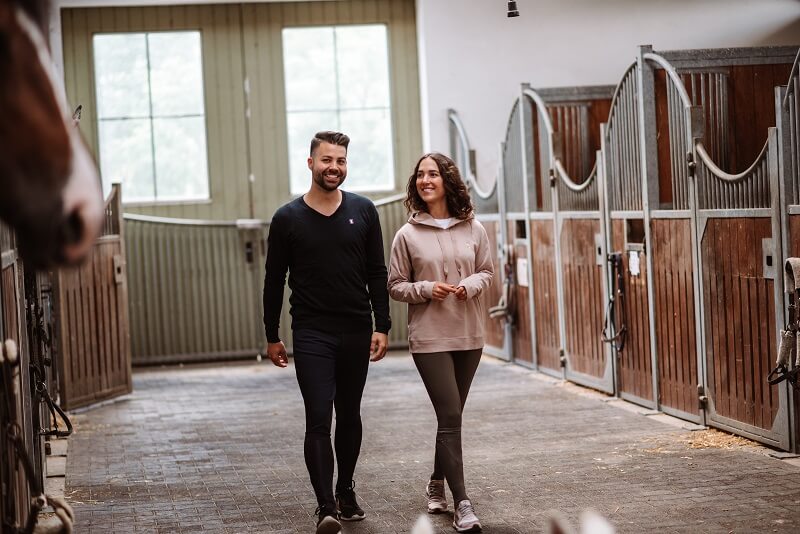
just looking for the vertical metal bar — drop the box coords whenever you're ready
[668,80,679,208]
[519,87,539,369]
[776,85,798,451]
[496,139,512,361]
[638,47,660,409]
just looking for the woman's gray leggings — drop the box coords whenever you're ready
[412,349,482,504]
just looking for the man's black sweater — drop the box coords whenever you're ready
[263,191,391,343]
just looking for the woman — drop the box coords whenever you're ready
[388,153,493,533]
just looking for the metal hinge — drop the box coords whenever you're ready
[559,348,566,367]
[697,384,708,408]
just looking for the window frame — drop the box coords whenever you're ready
[281,23,397,197]
[92,29,212,207]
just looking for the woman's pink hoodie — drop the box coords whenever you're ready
[388,212,494,353]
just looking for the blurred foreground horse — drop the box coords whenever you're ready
[0,0,102,268]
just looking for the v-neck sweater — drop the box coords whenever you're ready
[263,191,391,343]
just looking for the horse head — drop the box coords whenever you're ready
[0,0,103,268]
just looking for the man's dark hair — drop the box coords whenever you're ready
[310,131,350,156]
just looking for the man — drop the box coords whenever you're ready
[263,131,391,534]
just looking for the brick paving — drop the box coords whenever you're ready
[64,352,800,533]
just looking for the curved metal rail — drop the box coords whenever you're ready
[447,109,497,200]
[695,139,770,183]
[603,62,640,135]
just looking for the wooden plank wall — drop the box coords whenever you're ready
[530,220,560,371]
[612,219,654,402]
[481,220,505,350]
[56,241,132,410]
[548,98,611,182]
[61,0,422,222]
[701,218,778,430]
[560,219,605,378]
[651,218,699,416]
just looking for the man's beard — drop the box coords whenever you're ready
[313,169,346,191]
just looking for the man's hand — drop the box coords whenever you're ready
[370,332,389,362]
[432,281,457,301]
[454,286,468,301]
[266,341,288,367]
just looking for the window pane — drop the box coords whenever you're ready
[282,27,337,112]
[153,117,210,201]
[287,111,339,195]
[149,32,205,117]
[339,109,394,192]
[94,34,150,119]
[98,119,155,202]
[336,25,391,109]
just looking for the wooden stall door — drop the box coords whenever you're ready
[560,218,612,392]
[611,219,655,407]
[480,220,508,357]
[700,217,787,448]
[530,219,561,374]
[56,186,132,411]
[651,218,701,421]
[510,220,533,365]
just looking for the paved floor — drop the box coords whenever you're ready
[64,352,800,533]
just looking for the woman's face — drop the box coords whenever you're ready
[416,157,446,208]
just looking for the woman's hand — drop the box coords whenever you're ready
[454,286,468,301]
[432,281,457,301]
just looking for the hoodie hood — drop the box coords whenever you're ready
[408,211,473,229]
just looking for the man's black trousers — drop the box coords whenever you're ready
[292,328,372,509]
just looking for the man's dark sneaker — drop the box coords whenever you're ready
[315,505,341,534]
[335,482,366,521]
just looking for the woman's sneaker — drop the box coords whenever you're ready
[335,483,365,521]
[315,505,341,534]
[425,479,448,514]
[453,500,482,532]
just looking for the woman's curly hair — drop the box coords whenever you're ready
[404,153,474,219]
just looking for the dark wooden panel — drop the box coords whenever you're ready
[702,217,778,430]
[561,218,605,378]
[654,69,674,207]
[482,221,505,350]
[791,215,800,453]
[652,218,699,415]
[548,98,611,185]
[730,64,793,173]
[530,220,560,370]
[612,219,654,401]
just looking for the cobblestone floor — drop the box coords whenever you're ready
[64,352,800,533]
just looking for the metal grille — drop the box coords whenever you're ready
[666,77,691,209]
[696,140,772,210]
[557,164,599,211]
[503,99,525,213]
[605,64,642,211]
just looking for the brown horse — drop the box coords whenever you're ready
[0,0,102,268]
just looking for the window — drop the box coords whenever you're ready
[282,24,394,194]
[93,31,209,203]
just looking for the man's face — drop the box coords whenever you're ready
[308,142,348,191]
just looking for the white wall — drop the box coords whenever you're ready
[416,0,800,188]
